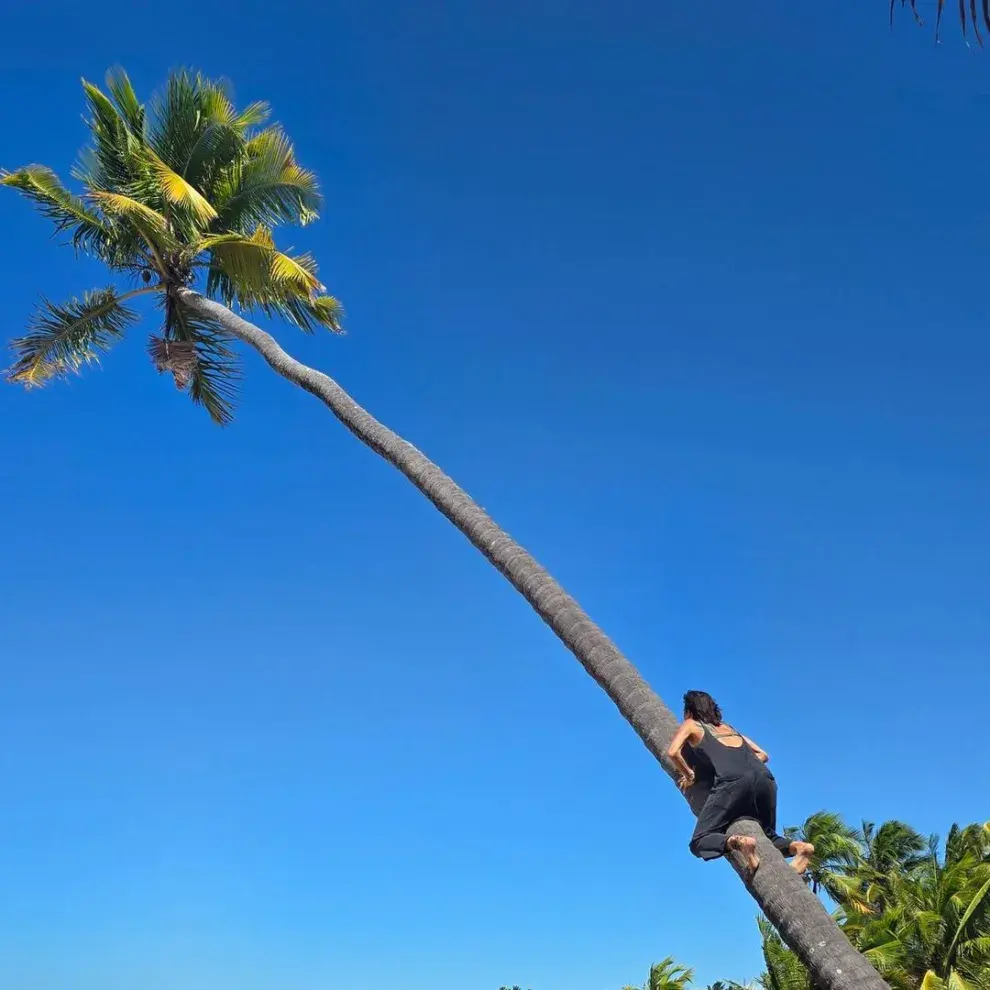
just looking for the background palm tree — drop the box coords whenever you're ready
[756,918,814,990]
[858,820,929,913]
[753,815,990,990]
[886,824,990,989]
[786,812,865,904]
[2,69,891,990]
[622,957,695,990]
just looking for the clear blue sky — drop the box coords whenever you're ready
[2,3,988,989]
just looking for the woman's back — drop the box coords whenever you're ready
[692,721,765,782]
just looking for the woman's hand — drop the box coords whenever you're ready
[677,770,696,793]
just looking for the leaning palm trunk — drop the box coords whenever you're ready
[180,289,889,990]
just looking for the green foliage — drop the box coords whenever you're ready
[3,68,343,425]
[617,816,989,990]
[8,288,138,386]
[622,957,695,990]
[755,918,812,990]
[786,811,865,906]
[766,815,990,990]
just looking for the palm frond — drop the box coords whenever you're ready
[179,116,246,194]
[823,871,874,912]
[104,67,146,137]
[274,293,345,334]
[861,939,906,975]
[74,79,140,192]
[946,874,990,964]
[890,0,924,27]
[140,147,217,225]
[7,287,140,386]
[87,191,176,262]
[212,126,321,230]
[893,0,982,42]
[1,165,111,256]
[643,957,694,990]
[173,78,252,192]
[956,935,990,964]
[234,100,271,129]
[756,918,812,990]
[198,227,322,306]
[160,294,241,425]
[946,970,978,990]
[148,70,214,174]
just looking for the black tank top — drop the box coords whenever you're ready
[692,722,767,783]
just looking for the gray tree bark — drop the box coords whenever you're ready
[178,288,889,990]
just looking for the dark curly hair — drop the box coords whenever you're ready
[683,690,722,724]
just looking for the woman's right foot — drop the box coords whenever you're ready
[727,835,760,872]
[790,841,815,875]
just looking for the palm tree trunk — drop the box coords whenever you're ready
[178,288,890,990]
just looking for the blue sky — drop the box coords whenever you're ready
[2,2,988,988]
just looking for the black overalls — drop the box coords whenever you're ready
[688,723,793,861]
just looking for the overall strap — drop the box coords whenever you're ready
[704,721,742,741]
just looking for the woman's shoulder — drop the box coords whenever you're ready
[682,718,705,744]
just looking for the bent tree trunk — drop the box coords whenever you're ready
[179,289,889,990]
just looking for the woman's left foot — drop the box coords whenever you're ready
[727,835,760,872]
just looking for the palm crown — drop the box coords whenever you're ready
[2,68,342,424]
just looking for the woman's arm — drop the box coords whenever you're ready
[742,735,769,763]
[667,720,703,790]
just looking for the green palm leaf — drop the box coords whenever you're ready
[233,100,271,130]
[172,81,259,191]
[7,287,140,386]
[946,874,990,966]
[199,227,322,305]
[213,126,321,231]
[756,918,811,990]
[1,165,111,257]
[87,191,177,264]
[274,293,345,334]
[75,79,140,192]
[945,970,978,990]
[140,146,217,225]
[861,939,906,975]
[104,67,146,138]
[148,70,215,174]
[628,957,694,990]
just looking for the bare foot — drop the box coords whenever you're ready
[790,840,815,876]
[727,835,760,872]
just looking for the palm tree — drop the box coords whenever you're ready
[840,826,990,989]
[782,814,990,990]
[857,820,928,912]
[889,825,990,989]
[1,69,890,990]
[786,812,865,906]
[623,957,695,990]
[756,918,813,990]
